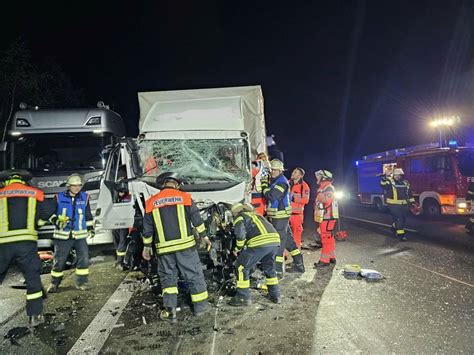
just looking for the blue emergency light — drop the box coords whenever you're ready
[448,140,458,147]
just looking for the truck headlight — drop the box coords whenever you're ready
[458,202,467,209]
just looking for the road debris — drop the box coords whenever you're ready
[4,327,30,346]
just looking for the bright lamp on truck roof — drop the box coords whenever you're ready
[86,116,101,126]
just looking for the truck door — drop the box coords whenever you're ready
[95,143,135,229]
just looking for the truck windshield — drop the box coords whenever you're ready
[10,133,110,172]
[138,138,251,184]
[458,150,474,176]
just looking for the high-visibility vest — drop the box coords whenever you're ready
[0,183,44,244]
[53,191,92,240]
[314,182,339,222]
[266,174,292,219]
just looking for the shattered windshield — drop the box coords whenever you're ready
[138,139,251,184]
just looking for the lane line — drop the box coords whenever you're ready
[67,279,134,354]
[210,296,224,355]
[392,257,473,288]
[341,215,418,233]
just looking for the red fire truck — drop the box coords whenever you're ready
[357,143,474,216]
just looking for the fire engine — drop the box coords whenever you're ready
[357,142,474,216]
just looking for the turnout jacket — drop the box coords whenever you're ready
[263,174,292,219]
[380,176,415,205]
[51,191,94,239]
[289,179,310,215]
[314,181,339,222]
[233,211,280,251]
[142,187,207,255]
[0,182,49,244]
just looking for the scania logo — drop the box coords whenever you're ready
[37,180,65,188]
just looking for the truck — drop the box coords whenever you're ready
[1,104,126,247]
[95,86,267,280]
[357,142,474,216]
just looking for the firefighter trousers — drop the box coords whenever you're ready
[157,247,208,314]
[235,245,280,301]
[51,238,90,286]
[112,228,128,264]
[388,204,409,238]
[271,217,303,273]
[0,241,44,316]
[289,213,304,248]
[319,220,336,263]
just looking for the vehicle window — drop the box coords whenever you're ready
[425,156,452,175]
[458,151,474,176]
[409,158,424,173]
[106,148,120,182]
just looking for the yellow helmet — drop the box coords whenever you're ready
[230,203,254,217]
[66,174,83,186]
[269,159,285,171]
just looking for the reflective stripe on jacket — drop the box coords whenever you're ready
[264,174,292,219]
[53,191,93,240]
[380,177,415,205]
[233,211,280,250]
[0,183,45,244]
[290,179,310,214]
[142,187,206,255]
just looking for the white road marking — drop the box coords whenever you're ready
[341,215,418,233]
[209,296,224,355]
[392,257,474,288]
[67,279,134,354]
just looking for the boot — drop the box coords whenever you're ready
[47,284,59,293]
[268,295,281,304]
[314,261,330,269]
[286,264,305,273]
[76,283,90,291]
[330,258,337,264]
[160,307,177,324]
[228,296,252,307]
[29,314,44,327]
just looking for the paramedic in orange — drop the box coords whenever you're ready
[289,167,310,248]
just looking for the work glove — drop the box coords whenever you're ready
[51,215,69,230]
[142,246,153,261]
[200,236,212,252]
[260,176,269,190]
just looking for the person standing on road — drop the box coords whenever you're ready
[314,170,339,268]
[0,170,50,326]
[289,167,310,248]
[112,180,132,270]
[141,172,211,323]
[261,159,304,276]
[47,173,95,293]
[229,203,281,306]
[380,168,415,241]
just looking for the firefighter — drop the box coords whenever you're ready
[0,170,49,326]
[261,159,305,276]
[142,172,211,322]
[229,203,281,306]
[380,168,415,241]
[465,181,474,235]
[113,180,132,270]
[47,173,95,292]
[250,152,270,216]
[314,170,339,268]
[289,167,310,248]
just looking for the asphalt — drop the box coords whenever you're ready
[0,204,472,354]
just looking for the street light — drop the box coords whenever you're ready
[429,116,460,147]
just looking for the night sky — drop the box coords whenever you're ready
[2,0,473,182]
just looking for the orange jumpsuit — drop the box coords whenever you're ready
[250,161,267,216]
[314,181,339,263]
[289,179,310,248]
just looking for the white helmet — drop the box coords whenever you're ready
[66,173,83,186]
[393,168,404,176]
[315,169,333,180]
[269,159,285,171]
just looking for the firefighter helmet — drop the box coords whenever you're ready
[315,169,333,181]
[393,168,404,176]
[66,174,83,186]
[0,169,32,186]
[270,159,285,171]
[230,202,254,217]
[156,172,183,188]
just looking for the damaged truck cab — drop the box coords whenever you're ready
[96,86,268,278]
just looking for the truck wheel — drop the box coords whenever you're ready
[374,197,386,212]
[423,199,440,217]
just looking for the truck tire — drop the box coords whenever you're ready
[373,197,386,213]
[423,198,440,217]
